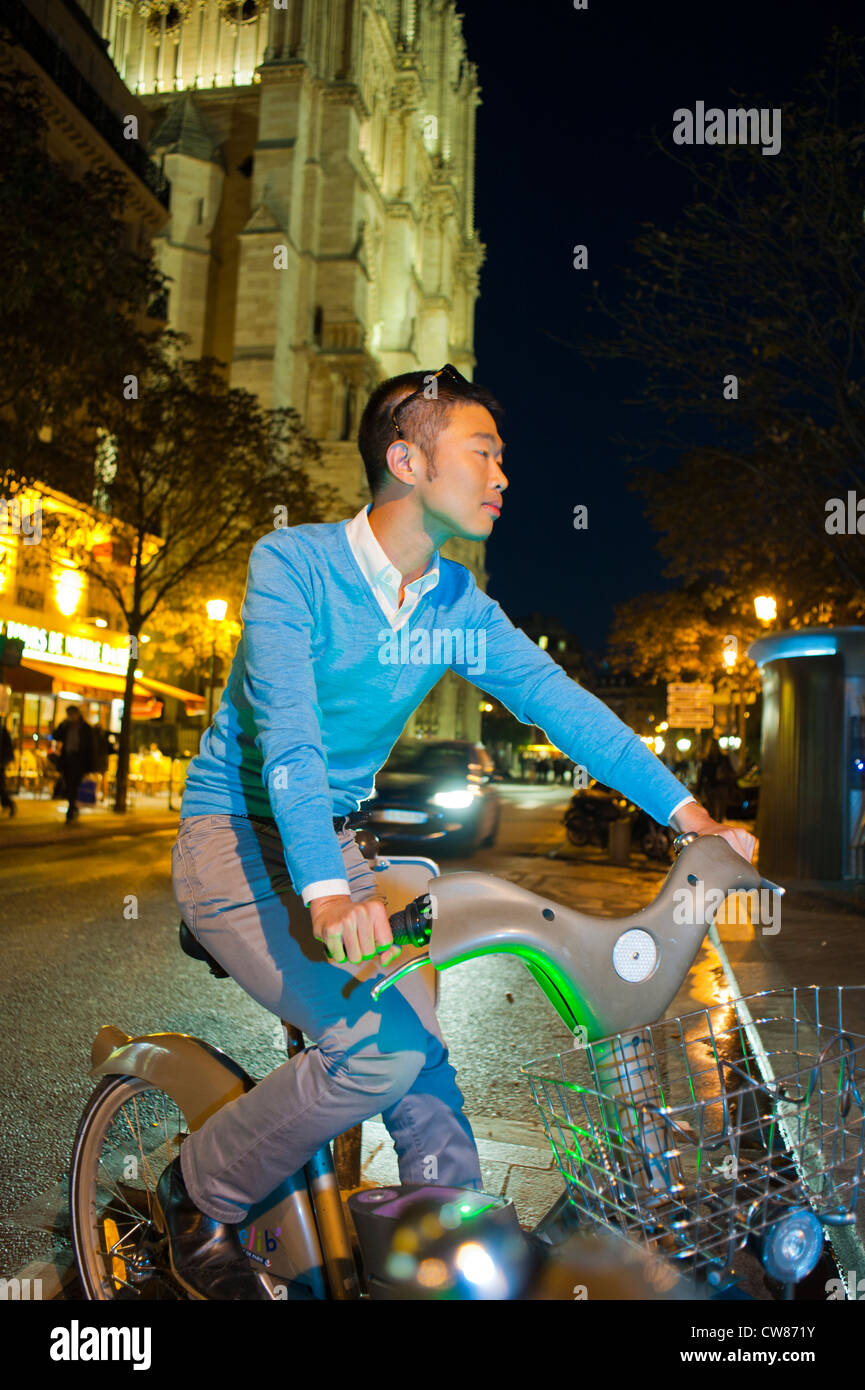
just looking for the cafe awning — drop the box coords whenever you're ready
[19,659,205,715]
[137,674,206,716]
[22,659,150,699]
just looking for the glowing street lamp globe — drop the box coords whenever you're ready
[754,595,777,624]
[206,599,228,623]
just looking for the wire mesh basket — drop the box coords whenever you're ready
[521,986,865,1281]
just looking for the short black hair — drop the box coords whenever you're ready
[357,370,504,497]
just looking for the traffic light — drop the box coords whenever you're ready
[0,636,24,668]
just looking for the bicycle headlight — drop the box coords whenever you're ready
[757,1206,823,1283]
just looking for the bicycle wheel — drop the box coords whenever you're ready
[70,1074,187,1300]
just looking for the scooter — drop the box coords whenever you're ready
[563,785,672,862]
[69,833,865,1300]
[563,782,626,847]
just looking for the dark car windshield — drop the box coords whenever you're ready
[386,744,470,777]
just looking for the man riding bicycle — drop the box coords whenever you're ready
[163,364,755,1299]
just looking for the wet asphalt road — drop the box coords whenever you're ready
[0,787,581,1272]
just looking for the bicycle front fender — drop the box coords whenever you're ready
[90,1025,255,1131]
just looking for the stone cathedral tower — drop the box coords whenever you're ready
[77,0,489,740]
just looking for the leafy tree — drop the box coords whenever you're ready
[81,343,332,811]
[141,567,244,691]
[0,63,165,481]
[606,585,763,693]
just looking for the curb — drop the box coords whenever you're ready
[0,814,180,852]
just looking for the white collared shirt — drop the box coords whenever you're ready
[344,503,440,630]
[301,505,441,905]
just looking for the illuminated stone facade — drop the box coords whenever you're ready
[75,0,489,739]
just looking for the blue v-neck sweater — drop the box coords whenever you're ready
[181,521,691,893]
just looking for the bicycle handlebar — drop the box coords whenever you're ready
[388,894,433,948]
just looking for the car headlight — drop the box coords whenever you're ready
[431,789,477,810]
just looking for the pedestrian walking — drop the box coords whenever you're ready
[696,738,736,824]
[0,719,15,818]
[90,719,112,803]
[51,705,97,824]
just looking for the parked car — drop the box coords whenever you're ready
[360,739,501,855]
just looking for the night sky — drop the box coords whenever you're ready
[457,0,862,653]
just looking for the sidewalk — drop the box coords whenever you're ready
[357,1114,562,1229]
[0,791,179,850]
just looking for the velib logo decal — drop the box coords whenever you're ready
[673,102,781,157]
[49,1321,152,1370]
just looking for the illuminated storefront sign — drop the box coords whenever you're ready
[3,621,130,674]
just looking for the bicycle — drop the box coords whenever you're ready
[69,831,865,1300]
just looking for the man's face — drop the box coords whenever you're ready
[402,401,508,542]
[67,709,80,722]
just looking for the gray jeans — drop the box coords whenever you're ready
[171,813,482,1222]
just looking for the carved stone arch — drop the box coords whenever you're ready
[142,0,193,36]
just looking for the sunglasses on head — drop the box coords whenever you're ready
[391,363,471,441]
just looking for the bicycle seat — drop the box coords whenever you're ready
[178,920,229,979]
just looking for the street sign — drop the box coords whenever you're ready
[666,682,714,728]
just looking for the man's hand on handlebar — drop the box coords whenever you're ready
[309,894,401,967]
[672,801,757,863]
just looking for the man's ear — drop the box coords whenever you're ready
[384,439,417,489]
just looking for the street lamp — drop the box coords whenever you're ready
[754,594,777,625]
[206,599,228,724]
[721,641,746,768]
[54,565,83,616]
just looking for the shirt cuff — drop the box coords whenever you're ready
[667,794,696,825]
[301,878,351,906]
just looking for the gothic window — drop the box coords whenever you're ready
[143,0,193,37]
[312,306,323,346]
[218,0,261,23]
